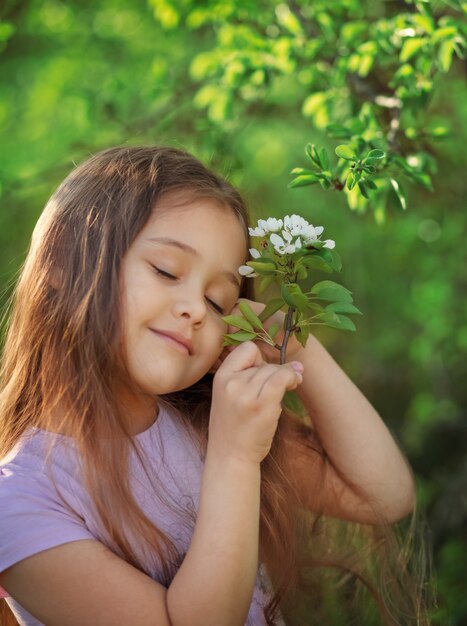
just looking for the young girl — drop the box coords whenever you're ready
[0,146,422,626]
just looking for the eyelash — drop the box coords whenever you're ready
[152,267,226,315]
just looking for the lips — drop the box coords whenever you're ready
[150,329,193,355]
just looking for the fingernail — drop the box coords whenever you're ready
[290,361,304,373]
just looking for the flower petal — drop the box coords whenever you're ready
[249,248,261,259]
[323,239,335,249]
[270,233,285,247]
[238,265,257,276]
[249,227,265,237]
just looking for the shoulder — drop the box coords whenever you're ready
[0,430,95,578]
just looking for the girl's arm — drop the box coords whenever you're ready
[168,341,301,626]
[224,298,415,525]
[287,334,416,523]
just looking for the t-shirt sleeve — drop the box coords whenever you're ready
[0,466,95,577]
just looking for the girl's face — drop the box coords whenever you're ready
[119,192,247,426]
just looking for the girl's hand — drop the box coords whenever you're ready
[224,298,304,365]
[209,341,304,465]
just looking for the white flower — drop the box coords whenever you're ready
[248,226,266,237]
[238,265,258,277]
[264,217,283,232]
[270,232,300,255]
[249,247,261,259]
[248,216,283,237]
[248,213,336,258]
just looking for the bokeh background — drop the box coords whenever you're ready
[0,1,465,624]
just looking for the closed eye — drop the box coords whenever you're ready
[152,267,226,315]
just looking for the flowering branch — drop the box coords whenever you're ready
[222,215,362,364]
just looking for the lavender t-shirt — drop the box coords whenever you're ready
[0,401,283,626]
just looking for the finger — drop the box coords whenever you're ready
[255,363,303,399]
[217,341,265,375]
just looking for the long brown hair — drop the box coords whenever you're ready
[0,146,430,624]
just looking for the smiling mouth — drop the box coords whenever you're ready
[150,330,190,355]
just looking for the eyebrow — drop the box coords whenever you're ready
[147,237,242,289]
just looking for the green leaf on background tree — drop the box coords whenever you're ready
[335,145,357,161]
[438,40,455,72]
[347,172,355,190]
[366,149,385,160]
[290,167,316,175]
[326,123,352,138]
[319,147,329,170]
[389,178,407,210]
[358,181,369,198]
[238,301,264,331]
[289,174,320,188]
[400,37,427,62]
[364,178,377,190]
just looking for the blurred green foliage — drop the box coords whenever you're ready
[0,0,466,623]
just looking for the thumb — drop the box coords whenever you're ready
[217,341,264,375]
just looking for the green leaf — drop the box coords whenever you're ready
[290,167,316,175]
[364,178,377,190]
[247,261,276,273]
[319,178,331,190]
[301,254,333,273]
[238,301,265,331]
[281,283,308,312]
[335,145,357,161]
[259,274,276,293]
[319,248,342,272]
[438,40,455,72]
[400,37,427,62]
[325,302,362,315]
[410,172,433,192]
[309,280,353,303]
[221,315,254,332]
[315,312,356,331]
[258,298,285,322]
[347,172,355,190]
[305,143,322,167]
[289,174,320,188]
[223,331,257,342]
[366,149,385,160]
[295,324,311,348]
[319,147,329,170]
[326,123,352,138]
[389,178,407,210]
[358,181,369,198]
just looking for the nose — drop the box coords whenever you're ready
[172,293,207,327]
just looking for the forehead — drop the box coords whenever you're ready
[137,193,248,279]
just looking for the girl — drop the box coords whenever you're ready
[0,146,422,626]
